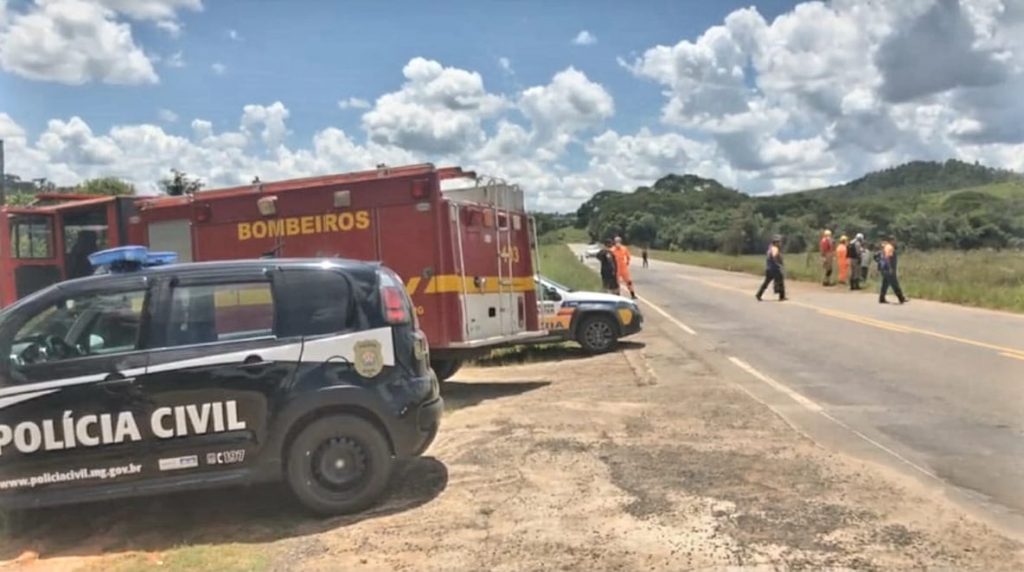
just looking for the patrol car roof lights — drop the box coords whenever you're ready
[89,246,178,274]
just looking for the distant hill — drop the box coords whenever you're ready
[803,159,1023,200]
[575,159,1024,254]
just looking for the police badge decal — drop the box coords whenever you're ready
[354,340,385,378]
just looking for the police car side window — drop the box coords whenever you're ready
[277,270,355,337]
[10,290,147,367]
[165,282,274,347]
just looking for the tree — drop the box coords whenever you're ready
[160,169,203,196]
[78,177,135,196]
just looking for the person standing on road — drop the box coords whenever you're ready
[847,235,862,290]
[612,236,637,299]
[597,239,619,295]
[837,235,850,285]
[756,235,786,302]
[641,247,649,269]
[876,236,907,304]
[857,234,870,283]
[819,229,835,286]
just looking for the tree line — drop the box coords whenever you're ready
[2,169,205,205]
[574,160,1024,253]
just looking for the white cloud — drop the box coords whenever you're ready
[165,51,185,68]
[156,19,181,37]
[158,109,179,123]
[498,56,513,75]
[227,28,241,41]
[241,102,290,148]
[572,30,596,46]
[362,57,507,154]
[93,0,202,22]
[211,62,226,75]
[0,0,159,85]
[338,97,371,110]
[518,67,614,151]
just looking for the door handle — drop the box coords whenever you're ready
[240,356,272,370]
[99,374,135,386]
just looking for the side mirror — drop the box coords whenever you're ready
[544,287,561,302]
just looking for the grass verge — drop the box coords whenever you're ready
[84,544,269,572]
[537,243,602,291]
[651,249,1024,313]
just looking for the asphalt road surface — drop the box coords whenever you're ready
[572,245,1024,538]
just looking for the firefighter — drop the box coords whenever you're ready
[836,235,849,285]
[819,229,835,286]
[596,239,619,294]
[67,230,99,279]
[612,236,636,299]
[876,236,907,304]
[756,235,786,302]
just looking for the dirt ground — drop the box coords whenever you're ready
[2,313,1023,571]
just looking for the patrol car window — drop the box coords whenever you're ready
[278,270,355,337]
[11,290,146,366]
[166,282,274,346]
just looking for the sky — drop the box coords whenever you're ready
[1,0,1023,211]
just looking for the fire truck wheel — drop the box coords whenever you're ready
[431,358,463,383]
[286,414,394,516]
[577,314,618,354]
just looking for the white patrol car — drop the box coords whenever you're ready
[536,276,643,353]
[0,247,441,516]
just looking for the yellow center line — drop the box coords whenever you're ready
[671,272,1024,357]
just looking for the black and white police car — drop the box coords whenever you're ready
[537,276,643,353]
[0,247,442,515]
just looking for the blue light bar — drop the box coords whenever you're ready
[89,246,178,274]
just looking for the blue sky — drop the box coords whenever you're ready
[1,0,1022,210]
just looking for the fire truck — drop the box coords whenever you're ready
[0,164,545,379]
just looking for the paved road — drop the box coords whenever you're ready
[571,245,1024,535]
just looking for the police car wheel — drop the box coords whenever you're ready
[577,315,618,354]
[286,415,393,515]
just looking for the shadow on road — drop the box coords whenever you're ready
[0,456,448,562]
[442,380,551,412]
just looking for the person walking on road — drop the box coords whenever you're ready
[848,234,862,290]
[641,247,649,269]
[837,235,850,285]
[857,234,870,283]
[819,229,835,286]
[876,236,907,304]
[596,239,619,295]
[612,236,637,299]
[756,235,786,302]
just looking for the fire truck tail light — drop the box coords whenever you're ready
[411,180,429,199]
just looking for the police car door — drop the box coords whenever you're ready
[137,270,299,476]
[0,278,152,500]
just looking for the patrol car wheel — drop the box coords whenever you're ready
[431,358,463,383]
[577,315,618,354]
[286,415,393,515]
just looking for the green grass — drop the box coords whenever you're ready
[651,249,1024,313]
[539,226,590,245]
[85,544,269,572]
[537,243,602,291]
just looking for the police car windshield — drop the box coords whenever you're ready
[540,277,573,293]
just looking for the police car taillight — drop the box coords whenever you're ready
[378,270,412,325]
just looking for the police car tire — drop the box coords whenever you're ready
[286,415,393,516]
[577,314,618,354]
[431,358,463,383]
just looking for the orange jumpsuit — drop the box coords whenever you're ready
[612,244,632,285]
[836,243,849,283]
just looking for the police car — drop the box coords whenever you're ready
[537,276,642,353]
[0,247,441,515]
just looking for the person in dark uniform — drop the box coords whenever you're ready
[641,247,649,269]
[847,234,862,290]
[596,239,619,295]
[67,230,99,279]
[876,236,907,304]
[756,235,786,302]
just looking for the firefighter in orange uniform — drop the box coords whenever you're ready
[836,235,849,284]
[612,236,637,299]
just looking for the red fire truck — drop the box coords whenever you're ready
[0,164,544,379]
